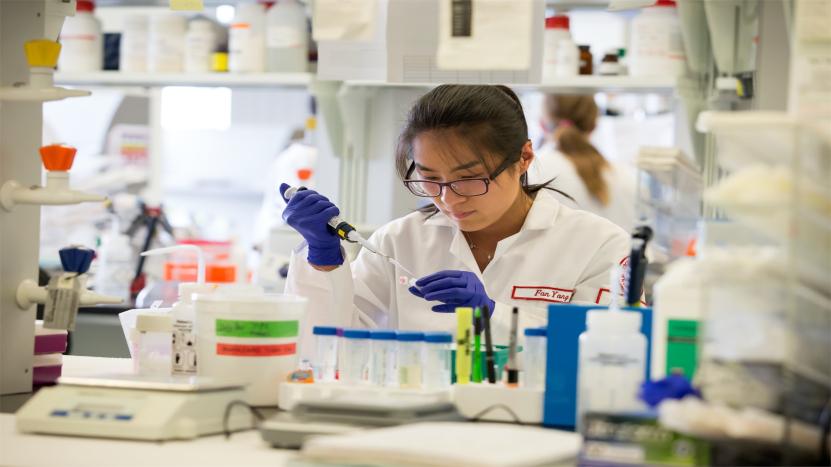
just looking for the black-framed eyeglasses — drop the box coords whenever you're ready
[403,157,516,198]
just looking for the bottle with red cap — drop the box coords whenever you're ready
[629,0,687,77]
[57,0,102,72]
[542,15,578,80]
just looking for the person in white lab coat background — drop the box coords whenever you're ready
[530,95,637,233]
[282,85,632,357]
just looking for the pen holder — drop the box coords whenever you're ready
[450,345,519,383]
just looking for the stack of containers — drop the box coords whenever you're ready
[33,321,69,387]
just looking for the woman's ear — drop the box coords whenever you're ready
[519,140,534,175]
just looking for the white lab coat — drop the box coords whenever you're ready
[286,189,631,361]
[530,143,637,233]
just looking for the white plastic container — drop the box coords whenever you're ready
[576,311,647,431]
[194,293,307,405]
[57,0,102,72]
[120,15,148,72]
[184,18,217,73]
[148,14,187,73]
[523,327,547,390]
[541,15,576,80]
[629,0,686,77]
[340,329,371,384]
[265,0,309,72]
[369,330,398,387]
[422,332,452,390]
[396,331,424,389]
[134,313,173,376]
[312,326,339,382]
[229,2,266,73]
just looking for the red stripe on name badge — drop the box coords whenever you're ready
[512,286,574,304]
[216,343,296,357]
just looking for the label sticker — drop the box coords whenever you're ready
[215,320,298,338]
[216,343,297,357]
[451,0,473,37]
[511,286,574,304]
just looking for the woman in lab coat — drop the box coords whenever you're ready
[530,95,637,233]
[283,85,631,354]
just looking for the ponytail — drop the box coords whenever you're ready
[555,126,609,205]
[544,95,610,206]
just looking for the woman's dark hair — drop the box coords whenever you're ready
[544,94,610,205]
[395,84,562,215]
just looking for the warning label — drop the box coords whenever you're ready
[216,343,296,357]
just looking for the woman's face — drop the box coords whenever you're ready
[411,131,531,232]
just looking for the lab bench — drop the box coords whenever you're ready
[0,356,299,467]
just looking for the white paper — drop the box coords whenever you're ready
[436,0,534,70]
[313,0,378,41]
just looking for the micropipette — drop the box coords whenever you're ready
[283,185,419,287]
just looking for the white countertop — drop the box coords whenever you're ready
[0,356,299,467]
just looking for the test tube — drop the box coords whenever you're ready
[422,332,453,390]
[312,326,338,382]
[523,327,548,389]
[369,329,398,387]
[340,329,371,384]
[396,331,424,389]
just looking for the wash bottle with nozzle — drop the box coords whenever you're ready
[575,264,647,432]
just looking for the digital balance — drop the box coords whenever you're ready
[16,374,252,441]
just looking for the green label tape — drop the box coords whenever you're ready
[215,319,298,338]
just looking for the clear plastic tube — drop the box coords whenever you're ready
[369,330,398,387]
[313,326,338,382]
[523,327,547,389]
[397,331,424,389]
[340,329,370,384]
[423,332,453,389]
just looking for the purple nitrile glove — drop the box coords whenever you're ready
[409,270,495,313]
[280,183,343,267]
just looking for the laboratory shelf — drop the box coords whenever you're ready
[53,71,314,88]
[345,75,677,94]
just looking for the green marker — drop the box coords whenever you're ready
[472,308,483,383]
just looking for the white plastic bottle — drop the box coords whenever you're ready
[651,257,703,380]
[576,310,647,431]
[541,15,574,81]
[93,223,134,302]
[184,18,218,73]
[629,0,686,77]
[57,0,103,72]
[170,282,217,375]
[265,0,309,72]
[555,38,579,78]
[120,15,148,72]
[148,14,187,73]
[229,2,266,73]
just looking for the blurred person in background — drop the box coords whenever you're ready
[530,94,637,233]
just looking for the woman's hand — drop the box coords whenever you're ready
[280,183,343,267]
[409,270,495,313]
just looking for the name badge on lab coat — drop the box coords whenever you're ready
[511,286,574,304]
